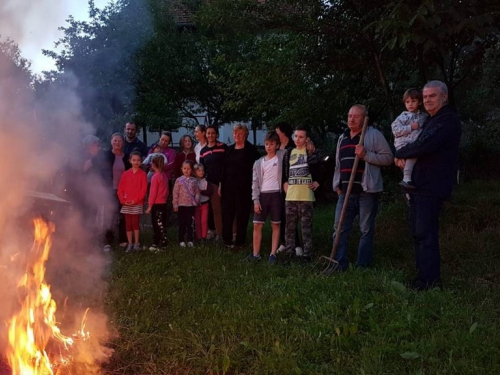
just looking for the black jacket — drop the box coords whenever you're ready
[395,105,461,199]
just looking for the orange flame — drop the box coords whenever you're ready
[6,218,90,375]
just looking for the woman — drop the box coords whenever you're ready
[199,125,227,241]
[194,125,208,163]
[221,124,261,248]
[173,134,197,179]
[149,131,176,181]
[106,132,131,247]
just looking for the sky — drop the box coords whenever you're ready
[0,0,109,74]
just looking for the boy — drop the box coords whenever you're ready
[391,88,428,188]
[247,131,283,264]
[282,125,320,262]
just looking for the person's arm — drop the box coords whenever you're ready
[360,130,394,166]
[282,149,290,193]
[172,179,180,211]
[396,113,458,160]
[391,113,414,138]
[251,160,261,211]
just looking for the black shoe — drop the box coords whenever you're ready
[244,253,262,263]
[399,180,417,190]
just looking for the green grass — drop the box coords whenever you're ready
[104,181,500,374]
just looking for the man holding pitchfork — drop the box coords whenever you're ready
[331,104,393,271]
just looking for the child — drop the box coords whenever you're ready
[248,131,284,264]
[145,154,169,252]
[193,164,211,243]
[172,160,200,247]
[117,151,148,251]
[173,134,197,178]
[142,144,168,184]
[282,125,320,262]
[391,88,428,188]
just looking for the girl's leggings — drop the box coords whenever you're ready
[124,214,140,231]
[195,202,209,239]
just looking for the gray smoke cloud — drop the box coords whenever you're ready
[0,2,114,373]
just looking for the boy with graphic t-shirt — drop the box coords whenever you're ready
[282,125,320,261]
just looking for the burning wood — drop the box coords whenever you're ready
[6,218,91,375]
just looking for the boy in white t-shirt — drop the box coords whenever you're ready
[248,131,284,264]
[282,125,320,262]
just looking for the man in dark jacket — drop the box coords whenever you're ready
[395,80,461,291]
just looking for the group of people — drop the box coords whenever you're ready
[80,79,460,291]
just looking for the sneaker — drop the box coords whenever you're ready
[149,244,159,252]
[103,244,112,252]
[119,242,128,249]
[245,253,262,262]
[125,243,133,252]
[180,242,186,247]
[225,243,234,249]
[133,243,141,251]
[268,254,277,265]
[206,230,215,240]
[187,242,194,248]
[214,235,223,243]
[399,180,416,190]
[276,244,286,253]
[295,247,304,256]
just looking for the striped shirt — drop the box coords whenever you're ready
[339,130,365,194]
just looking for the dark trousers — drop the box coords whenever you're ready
[410,194,443,285]
[222,188,252,246]
[111,190,127,244]
[152,203,168,247]
[178,206,195,243]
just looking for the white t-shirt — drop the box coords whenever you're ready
[261,155,280,192]
[194,142,207,163]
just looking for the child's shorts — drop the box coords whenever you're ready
[253,191,282,224]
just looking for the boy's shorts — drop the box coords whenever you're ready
[253,191,282,224]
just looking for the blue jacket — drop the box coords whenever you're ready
[395,105,461,199]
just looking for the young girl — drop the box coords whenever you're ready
[173,134,197,179]
[117,151,147,251]
[145,155,169,252]
[193,164,211,243]
[172,160,200,247]
[391,88,428,188]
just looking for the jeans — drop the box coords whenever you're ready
[333,192,379,270]
[410,194,443,285]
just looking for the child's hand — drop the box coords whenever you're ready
[283,182,288,193]
[125,200,133,205]
[145,207,151,214]
[411,122,419,130]
[254,202,261,214]
[173,207,178,212]
[309,181,319,191]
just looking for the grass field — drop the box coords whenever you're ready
[104,180,500,374]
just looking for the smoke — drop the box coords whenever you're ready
[0,3,115,373]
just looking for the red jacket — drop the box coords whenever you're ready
[117,168,147,205]
[148,171,169,206]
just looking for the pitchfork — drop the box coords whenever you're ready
[320,116,369,275]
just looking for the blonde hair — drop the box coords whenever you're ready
[152,154,165,171]
[232,123,249,137]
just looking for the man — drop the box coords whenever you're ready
[332,104,393,270]
[123,122,148,157]
[395,80,461,291]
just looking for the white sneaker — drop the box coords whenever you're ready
[295,247,304,256]
[187,242,194,248]
[103,245,111,252]
[180,242,186,247]
[276,244,286,253]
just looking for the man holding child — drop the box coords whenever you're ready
[395,80,461,291]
